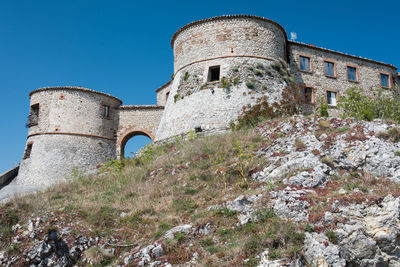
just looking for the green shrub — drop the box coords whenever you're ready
[221,77,231,89]
[325,230,338,244]
[245,81,255,89]
[253,69,263,77]
[340,87,400,122]
[200,237,214,247]
[395,151,400,157]
[318,96,329,117]
[183,71,190,81]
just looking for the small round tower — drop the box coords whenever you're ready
[17,87,122,187]
[155,15,289,140]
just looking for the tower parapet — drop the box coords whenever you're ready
[17,87,122,186]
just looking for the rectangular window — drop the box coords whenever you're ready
[347,66,358,82]
[324,61,335,77]
[299,56,311,72]
[303,87,313,104]
[102,105,111,118]
[26,103,39,127]
[166,92,170,100]
[208,66,220,82]
[327,91,337,106]
[23,143,33,159]
[380,73,390,88]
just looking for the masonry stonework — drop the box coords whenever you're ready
[10,15,399,190]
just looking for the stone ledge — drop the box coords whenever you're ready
[119,105,164,110]
[171,14,288,48]
[29,86,123,103]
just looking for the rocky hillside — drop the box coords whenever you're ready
[1,115,400,266]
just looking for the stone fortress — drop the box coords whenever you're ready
[3,15,399,192]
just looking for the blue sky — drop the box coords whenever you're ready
[0,0,398,172]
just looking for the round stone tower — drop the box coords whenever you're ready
[155,15,289,140]
[16,87,122,187]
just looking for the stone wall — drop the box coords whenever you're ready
[155,57,288,141]
[156,81,172,106]
[172,15,287,73]
[288,42,399,115]
[17,135,115,186]
[117,105,164,157]
[155,15,290,141]
[27,87,122,139]
[17,87,122,187]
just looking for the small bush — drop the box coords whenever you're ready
[340,87,400,123]
[325,230,338,244]
[253,69,263,77]
[395,151,400,157]
[304,224,314,233]
[200,237,214,247]
[318,96,329,117]
[246,81,255,89]
[213,208,237,217]
[377,128,400,142]
[221,77,231,89]
[183,72,190,81]
[174,232,185,243]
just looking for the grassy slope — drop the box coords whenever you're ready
[0,127,307,266]
[1,117,400,266]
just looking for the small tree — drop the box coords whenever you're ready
[317,96,329,118]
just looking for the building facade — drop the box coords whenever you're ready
[14,15,399,188]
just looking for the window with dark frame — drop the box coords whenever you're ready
[303,87,313,104]
[26,103,39,127]
[347,66,357,82]
[324,61,335,77]
[327,91,337,106]
[299,56,311,72]
[23,143,33,159]
[208,66,220,82]
[380,73,390,88]
[102,105,111,118]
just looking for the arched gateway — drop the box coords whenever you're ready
[116,105,164,158]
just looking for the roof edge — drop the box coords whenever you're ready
[289,41,397,70]
[171,15,287,48]
[29,86,123,103]
[155,80,172,92]
[119,105,164,110]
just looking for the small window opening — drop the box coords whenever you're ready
[380,73,390,88]
[208,66,220,82]
[324,61,335,77]
[327,91,337,106]
[347,66,357,82]
[166,92,170,101]
[303,87,313,104]
[23,143,33,159]
[299,56,311,72]
[102,105,111,118]
[26,103,39,127]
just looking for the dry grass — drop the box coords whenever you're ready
[2,129,296,265]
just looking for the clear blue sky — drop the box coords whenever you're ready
[0,0,398,172]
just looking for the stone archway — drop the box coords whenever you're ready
[118,129,154,158]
